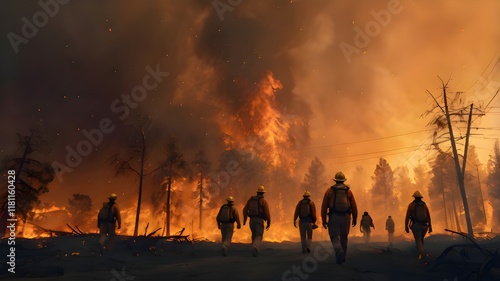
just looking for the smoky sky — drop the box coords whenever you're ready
[1,0,499,207]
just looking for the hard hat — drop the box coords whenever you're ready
[257,185,266,193]
[412,190,423,198]
[334,172,347,182]
[226,196,234,202]
[363,211,368,215]
[303,191,311,197]
[109,193,118,200]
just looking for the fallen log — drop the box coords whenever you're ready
[66,224,81,235]
[146,227,162,237]
[75,225,85,235]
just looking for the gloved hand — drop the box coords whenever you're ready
[218,224,221,229]
[266,223,270,231]
[360,227,363,233]
[293,221,297,228]
[428,226,432,233]
[117,225,121,230]
[405,226,409,233]
[237,224,241,229]
[322,222,328,229]
[243,221,246,226]
[352,220,356,227]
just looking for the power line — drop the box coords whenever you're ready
[326,148,422,165]
[303,129,431,150]
[325,144,423,160]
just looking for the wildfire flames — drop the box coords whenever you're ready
[17,72,309,242]
[15,72,495,242]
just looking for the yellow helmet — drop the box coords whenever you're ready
[303,191,311,197]
[108,193,118,200]
[226,196,234,202]
[257,185,266,193]
[334,172,346,182]
[412,190,423,198]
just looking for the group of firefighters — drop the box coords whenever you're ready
[97,171,432,262]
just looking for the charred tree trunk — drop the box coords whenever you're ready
[133,130,146,236]
[166,164,173,236]
[199,172,203,230]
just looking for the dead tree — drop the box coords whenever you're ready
[425,78,485,238]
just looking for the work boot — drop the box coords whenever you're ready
[336,250,345,264]
[222,245,228,257]
[252,246,259,257]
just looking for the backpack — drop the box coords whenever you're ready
[330,185,350,214]
[218,204,232,223]
[299,199,311,219]
[413,201,428,223]
[247,196,262,217]
[98,202,115,222]
[361,215,372,228]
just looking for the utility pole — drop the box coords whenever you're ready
[441,82,473,238]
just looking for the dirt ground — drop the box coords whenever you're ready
[1,233,499,281]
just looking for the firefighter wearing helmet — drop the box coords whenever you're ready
[216,196,241,256]
[405,190,432,260]
[293,191,318,254]
[243,185,271,257]
[97,193,121,254]
[321,172,358,264]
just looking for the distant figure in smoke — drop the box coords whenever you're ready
[243,185,271,257]
[216,196,241,256]
[321,172,358,264]
[386,215,395,245]
[405,191,432,259]
[360,211,375,243]
[97,193,121,253]
[293,191,318,254]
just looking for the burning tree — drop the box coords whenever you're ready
[428,152,462,231]
[301,157,328,204]
[463,146,488,229]
[413,163,431,199]
[110,114,161,236]
[67,194,93,228]
[0,128,54,236]
[486,140,500,232]
[192,149,211,230]
[154,137,189,236]
[393,165,415,215]
[371,158,396,217]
